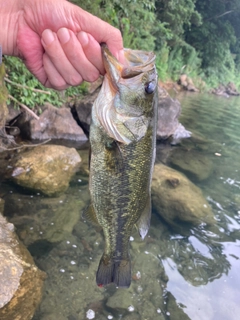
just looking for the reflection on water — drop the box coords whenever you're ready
[1,92,240,320]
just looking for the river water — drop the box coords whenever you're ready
[1,92,240,320]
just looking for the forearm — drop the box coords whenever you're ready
[0,0,22,56]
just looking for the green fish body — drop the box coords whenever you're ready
[88,44,158,288]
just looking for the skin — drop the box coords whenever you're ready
[0,0,124,90]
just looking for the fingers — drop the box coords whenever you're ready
[41,28,103,89]
[71,7,124,63]
[42,53,70,90]
[41,29,84,89]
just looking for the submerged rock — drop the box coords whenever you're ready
[0,207,45,320]
[106,289,134,313]
[169,148,213,181]
[151,163,215,226]
[11,145,81,196]
[3,188,88,246]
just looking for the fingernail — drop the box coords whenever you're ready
[57,28,70,44]
[77,31,89,47]
[42,29,55,46]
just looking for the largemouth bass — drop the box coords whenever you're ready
[88,43,158,288]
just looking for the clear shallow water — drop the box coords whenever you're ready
[1,92,240,320]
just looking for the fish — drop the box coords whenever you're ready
[87,43,158,288]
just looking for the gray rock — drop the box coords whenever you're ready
[171,123,192,145]
[0,205,45,320]
[157,86,191,141]
[74,89,99,135]
[106,289,134,312]
[179,74,199,92]
[151,163,215,225]
[16,103,87,142]
[10,144,81,196]
[157,86,181,140]
[169,148,213,181]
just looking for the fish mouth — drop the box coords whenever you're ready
[101,43,122,92]
[101,43,156,91]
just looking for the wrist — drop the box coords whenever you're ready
[0,0,23,56]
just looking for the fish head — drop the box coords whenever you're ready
[94,44,158,144]
[102,44,158,117]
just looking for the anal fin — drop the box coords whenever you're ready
[82,204,100,225]
[136,195,151,239]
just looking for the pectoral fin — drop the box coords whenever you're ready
[82,204,100,226]
[136,195,151,239]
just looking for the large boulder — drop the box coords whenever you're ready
[157,86,191,141]
[10,145,81,196]
[15,103,87,143]
[0,202,46,320]
[151,163,215,226]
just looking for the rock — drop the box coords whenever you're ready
[0,210,46,320]
[10,145,81,196]
[169,148,213,181]
[226,82,240,96]
[171,123,192,145]
[106,289,134,313]
[6,102,21,124]
[157,86,181,140]
[15,103,87,143]
[74,89,99,135]
[157,86,190,141]
[179,74,199,92]
[3,188,88,246]
[151,163,215,225]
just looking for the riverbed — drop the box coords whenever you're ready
[1,92,240,320]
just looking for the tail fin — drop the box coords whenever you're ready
[96,255,131,288]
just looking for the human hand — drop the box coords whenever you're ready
[5,0,124,90]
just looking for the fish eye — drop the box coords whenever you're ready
[145,81,156,94]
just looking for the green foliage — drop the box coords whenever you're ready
[185,0,240,86]
[4,56,62,108]
[71,0,157,50]
[4,56,87,109]
[155,44,169,81]
[167,43,201,81]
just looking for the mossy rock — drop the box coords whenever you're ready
[151,163,215,226]
[11,145,81,196]
[0,214,46,320]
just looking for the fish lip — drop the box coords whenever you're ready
[101,43,122,92]
[101,43,156,91]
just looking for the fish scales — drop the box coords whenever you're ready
[88,44,158,288]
